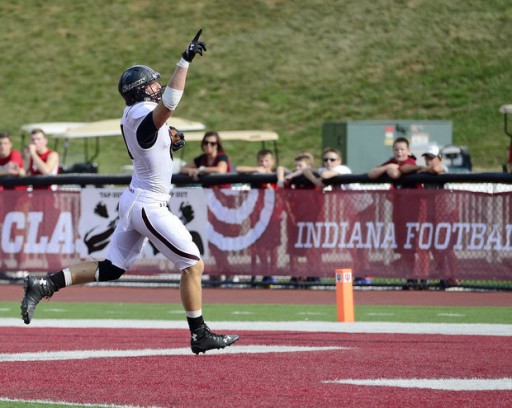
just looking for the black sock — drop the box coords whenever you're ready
[187,316,205,332]
[49,271,66,291]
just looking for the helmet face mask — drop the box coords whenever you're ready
[118,65,162,106]
[144,81,163,103]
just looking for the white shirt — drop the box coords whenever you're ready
[318,164,353,191]
[121,102,173,195]
[318,164,352,176]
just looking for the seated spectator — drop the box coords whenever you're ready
[181,131,232,282]
[368,136,419,184]
[277,151,318,189]
[237,149,280,286]
[180,131,232,189]
[368,137,421,286]
[278,151,321,284]
[236,148,277,189]
[0,131,26,190]
[24,128,60,190]
[416,146,458,289]
[417,146,448,176]
[302,147,352,190]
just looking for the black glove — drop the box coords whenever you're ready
[169,126,186,151]
[182,28,207,62]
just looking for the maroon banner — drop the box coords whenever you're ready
[1,189,511,281]
[0,190,81,272]
[205,189,512,281]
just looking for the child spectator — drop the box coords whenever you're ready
[368,137,422,287]
[237,149,281,285]
[236,148,277,189]
[277,151,318,190]
[278,151,321,285]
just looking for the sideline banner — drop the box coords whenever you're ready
[77,188,208,273]
[203,189,512,281]
[0,188,511,281]
[0,191,79,272]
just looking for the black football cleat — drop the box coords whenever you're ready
[21,275,56,324]
[191,324,239,354]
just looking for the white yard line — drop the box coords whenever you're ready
[0,345,346,362]
[1,318,511,336]
[322,378,512,391]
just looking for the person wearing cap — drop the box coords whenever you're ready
[416,145,458,289]
[417,145,448,178]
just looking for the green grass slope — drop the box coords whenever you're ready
[0,0,511,172]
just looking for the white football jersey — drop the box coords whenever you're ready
[121,101,173,195]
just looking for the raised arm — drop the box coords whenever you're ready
[152,29,207,129]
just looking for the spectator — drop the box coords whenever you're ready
[0,131,28,271]
[180,131,232,189]
[237,149,280,286]
[236,148,277,189]
[369,137,423,288]
[277,151,318,190]
[417,145,448,176]
[302,147,352,190]
[22,128,61,268]
[416,146,459,289]
[24,128,59,190]
[368,136,419,184]
[278,151,321,285]
[181,131,233,282]
[312,147,371,277]
[0,131,26,190]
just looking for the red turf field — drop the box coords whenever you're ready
[1,285,511,407]
[0,326,511,407]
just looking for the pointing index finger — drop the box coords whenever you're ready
[192,28,202,42]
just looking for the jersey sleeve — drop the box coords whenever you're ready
[136,111,159,149]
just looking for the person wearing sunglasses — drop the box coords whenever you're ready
[181,131,232,189]
[301,147,352,190]
[181,131,233,282]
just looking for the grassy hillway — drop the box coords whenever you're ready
[0,1,511,173]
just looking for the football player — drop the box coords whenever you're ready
[21,29,239,355]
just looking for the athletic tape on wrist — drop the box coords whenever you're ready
[176,57,190,68]
[162,86,184,111]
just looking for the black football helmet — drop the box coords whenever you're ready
[118,65,162,106]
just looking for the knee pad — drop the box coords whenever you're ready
[96,259,125,282]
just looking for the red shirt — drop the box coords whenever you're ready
[29,149,59,190]
[381,156,422,189]
[0,150,27,191]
